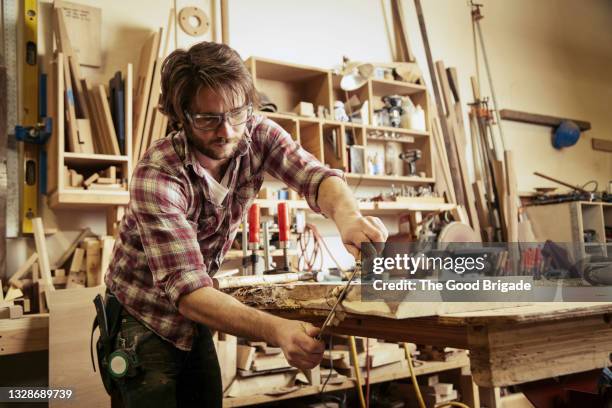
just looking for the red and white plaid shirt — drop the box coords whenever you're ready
[106,115,343,350]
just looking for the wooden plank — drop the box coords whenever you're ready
[47,287,108,407]
[499,109,591,131]
[133,30,162,161]
[96,85,121,155]
[54,9,90,120]
[99,236,115,285]
[125,63,133,163]
[8,253,38,288]
[435,61,481,237]
[0,315,49,356]
[60,54,81,152]
[83,239,101,287]
[32,218,54,291]
[52,228,92,269]
[592,138,612,153]
[79,78,104,153]
[216,333,237,392]
[137,57,163,160]
[236,344,256,371]
[76,118,94,153]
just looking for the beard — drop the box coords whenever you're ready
[185,129,241,160]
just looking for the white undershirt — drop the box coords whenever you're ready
[202,168,230,206]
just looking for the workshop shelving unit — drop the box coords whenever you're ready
[46,55,132,209]
[526,201,612,260]
[246,56,436,189]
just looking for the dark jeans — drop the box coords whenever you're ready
[111,310,222,408]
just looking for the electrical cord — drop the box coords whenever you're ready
[405,343,471,408]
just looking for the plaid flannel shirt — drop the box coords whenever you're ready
[105,115,343,350]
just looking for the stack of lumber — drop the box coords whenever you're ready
[6,219,115,314]
[53,3,175,162]
[63,165,126,191]
[321,336,416,378]
[132,10,176,163]
[218,337,315,399]
[53,4,130,156]
[390,374,459,407]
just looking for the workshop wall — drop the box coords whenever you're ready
[6,0,612,275]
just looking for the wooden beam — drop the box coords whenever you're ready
[592,138,612,153]
[499,109,591,131]
[413,0,466,209]
[32,218,54,291]
[8,253,38,289]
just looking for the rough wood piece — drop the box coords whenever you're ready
[236,344,256,371]
[53,228,92,270]
[251,352,291,372]
[228,282,526,320]
[216,334,237,392]
[83,239,101,287]
[69,247,85,273]
[83,173,99,187]
[32,218,54,291]
[5,287,24,302]
[8,253,39,288]
[214,273,303,289]
[99,236,115,284]
[225,371,297,398]
[0,304,24,319]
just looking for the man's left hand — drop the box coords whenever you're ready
[337,214,389,259]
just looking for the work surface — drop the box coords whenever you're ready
[1,284,611,390]
[228,282,612,388]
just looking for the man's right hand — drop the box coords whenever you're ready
[273,319,325,370]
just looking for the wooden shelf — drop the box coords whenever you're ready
[63,152,129,166]
[346,173,435,186]
[223,356,469,407]
[370,78,427,96]
[364,124,429,138]
[253,198,451,215]
[48,189,129,209]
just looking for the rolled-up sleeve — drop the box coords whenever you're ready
[260,120,344,213]
[130,163,213,307]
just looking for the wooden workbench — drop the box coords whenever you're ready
[2,290,611,407]
[270,302,612,388]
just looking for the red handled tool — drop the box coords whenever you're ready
[277,202,290,272]
[248,204,260,275]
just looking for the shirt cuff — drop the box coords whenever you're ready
[304,168,345,213]
[164,268,214,309]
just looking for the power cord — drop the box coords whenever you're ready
[405,343,471,408]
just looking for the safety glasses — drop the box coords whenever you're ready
[186,104,253,131]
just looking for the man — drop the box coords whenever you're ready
[103,41,388,407]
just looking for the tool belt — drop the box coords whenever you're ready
[90,290,123,395]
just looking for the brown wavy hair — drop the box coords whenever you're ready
[159,42,258,131]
